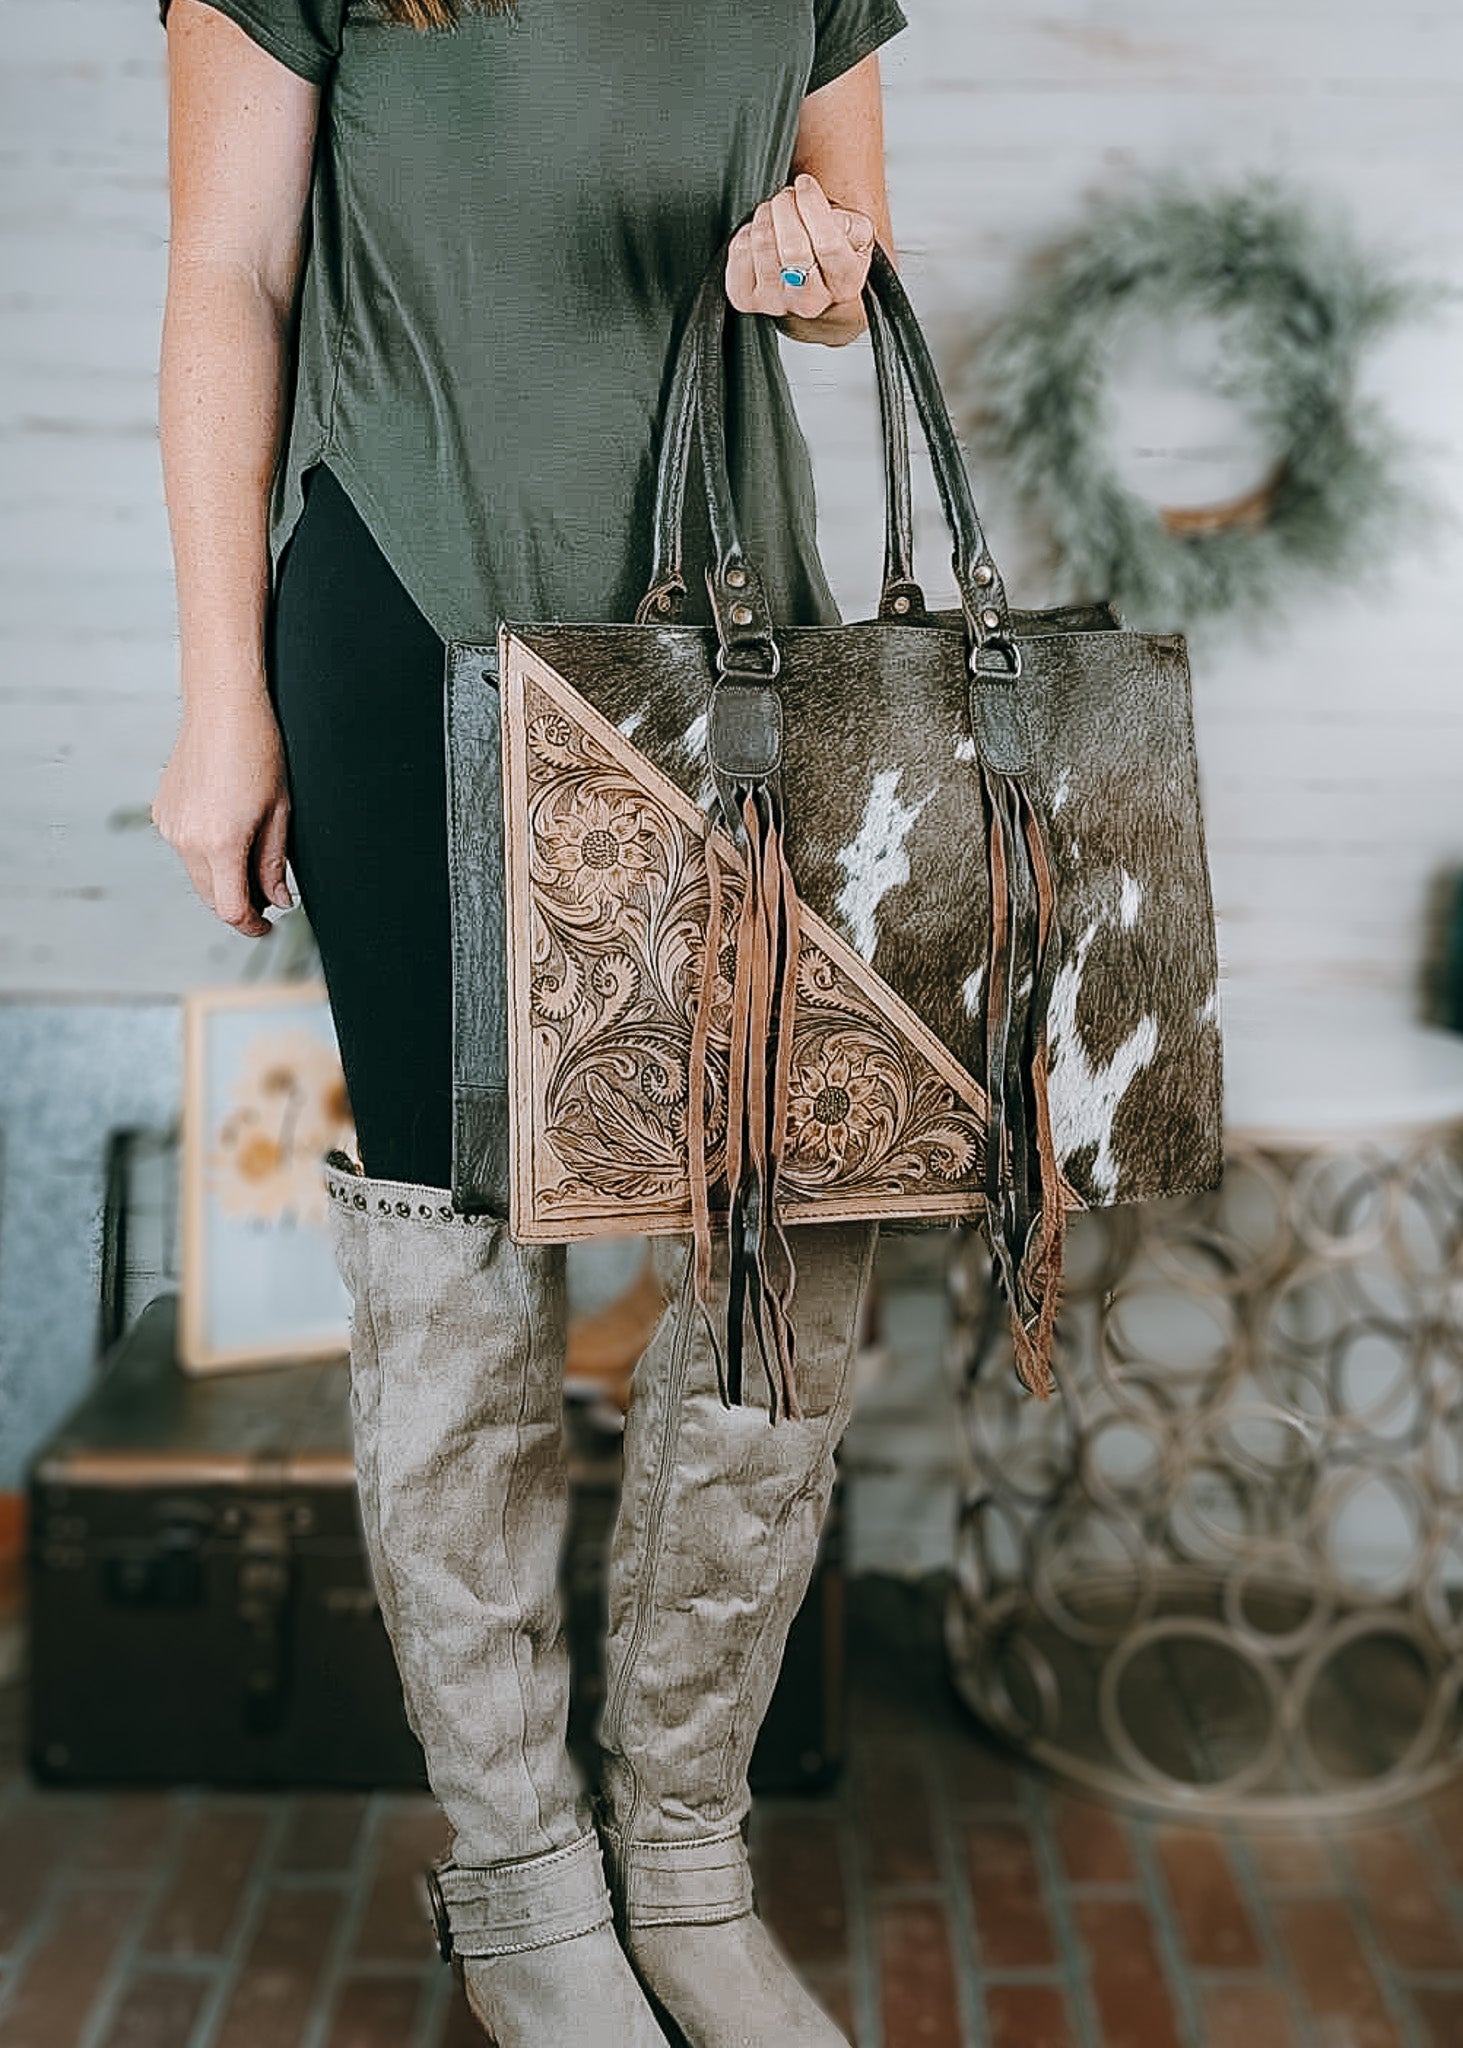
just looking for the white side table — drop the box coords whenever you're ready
[945,992,1463,1821]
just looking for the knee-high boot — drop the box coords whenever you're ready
[323,1152,668,2047]
[598,1220,878,2047]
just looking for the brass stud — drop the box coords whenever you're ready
[730,603,754,627]
[893,594,911,614]
[981,607,1001,630]
[974,562,994,587]
[726,566,748,589]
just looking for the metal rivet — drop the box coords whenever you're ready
[726,566,748,589]
[730,603,753,627]
[974,562,994,587]
[893,594,911,614]
[981,607,1001,630]
[656,592,672,613]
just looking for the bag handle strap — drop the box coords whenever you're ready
[652,236,1019,679]
[867,290,931,623]
[635,255,930,628]
[635,259,721,626]
[862,242,1017,667]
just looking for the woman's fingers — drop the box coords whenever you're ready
[748,202,795,306]
[723,176,876,317]
[792,173,873,304]
[163,818,271,936]
[255,799,294,912]
[210,840,272,936]
[726,205,784,313]
[724,231,760,314]
[769,186,833,313]
[840,206,876,255]
[177,847,219,920]
[152,694,291,938]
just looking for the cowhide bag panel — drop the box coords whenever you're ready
[452,609,1221,1220]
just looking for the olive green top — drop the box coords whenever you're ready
[161,0,909,644]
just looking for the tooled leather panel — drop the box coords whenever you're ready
[467,612,1221,1212]
[493,640,996,1238]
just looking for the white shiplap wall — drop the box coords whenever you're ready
[1,0,1461,1002]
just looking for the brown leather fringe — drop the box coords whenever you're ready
[1018,787,1065,1391]
[687,760,1062,1412]
[687,783,803,1420]
[980,767,1065,1400]
[686,826,723,1342]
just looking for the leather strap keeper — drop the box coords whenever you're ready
[707,681,783,779]
[604,1826,755,1928]
[426,1830,613,1961]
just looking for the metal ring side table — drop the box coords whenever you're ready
[945,992,1463,1822]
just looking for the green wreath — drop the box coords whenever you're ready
[963,180,1429,626]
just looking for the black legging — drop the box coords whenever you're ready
[268,461,456,1188]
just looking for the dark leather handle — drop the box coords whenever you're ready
[642,236,1017,674]
[867,292,930,623]
[634,259,724,626]
[842,243,1018,667]
[636,254,926,628]
[693,263,785,677]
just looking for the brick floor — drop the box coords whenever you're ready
[5,1577,1463,2046]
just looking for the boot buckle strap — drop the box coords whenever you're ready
[426,1831,612,1961]
[615,1830,755,1927]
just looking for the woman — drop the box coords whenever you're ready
[152,2,904,2042]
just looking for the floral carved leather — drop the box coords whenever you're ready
[445,244,1223,1402]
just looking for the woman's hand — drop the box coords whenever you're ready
[152,681,293,938]
[726,171,875,341]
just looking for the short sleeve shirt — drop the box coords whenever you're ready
[158,0,909,645]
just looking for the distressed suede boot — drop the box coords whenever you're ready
[599,1221,878,2048]
[323,1153,667,2048]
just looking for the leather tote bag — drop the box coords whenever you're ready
[444,241,1223,1407]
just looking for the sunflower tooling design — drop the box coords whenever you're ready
[517,676,992,1229]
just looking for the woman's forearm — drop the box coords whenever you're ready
[159,3,319,709]
[159,255,294,707]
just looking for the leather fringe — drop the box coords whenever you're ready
[686,763,1065,1411]
[687,782,803,1421]
[979,767,1065,1399]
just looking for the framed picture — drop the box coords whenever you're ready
[180,981,358,1372]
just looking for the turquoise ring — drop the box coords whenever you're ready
[780,265,811,288]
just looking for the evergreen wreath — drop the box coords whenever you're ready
[963,179,1429,626]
